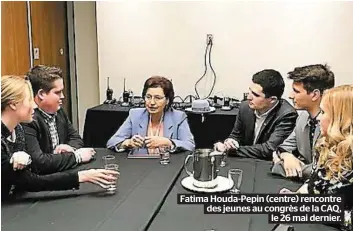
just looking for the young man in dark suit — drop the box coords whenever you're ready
[215,69,298,160]
[22,65,95,174]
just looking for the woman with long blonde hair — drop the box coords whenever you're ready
[1,75,119,201]
[315,85,353,183]
[280,85,353,230]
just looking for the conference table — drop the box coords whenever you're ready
[1,148,188,231]
[1,149,339,231]
[149,158,339,231]
[83,104,239,149]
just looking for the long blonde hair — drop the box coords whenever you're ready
[1,75,33,112]
[316,85,353,180]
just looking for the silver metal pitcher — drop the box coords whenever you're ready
[184,148,225,189]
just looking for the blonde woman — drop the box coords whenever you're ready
[280,85,353,230]
[1,75,119,201]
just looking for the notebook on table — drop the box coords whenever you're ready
[127,148,160,159]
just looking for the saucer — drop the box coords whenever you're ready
[185,107,216,114]
[193,178,218,189]
[181,176,234,193]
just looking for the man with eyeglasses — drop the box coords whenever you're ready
[215,69,298,160]
[271,64,335,181]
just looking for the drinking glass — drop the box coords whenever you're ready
[102,155,115,166]
[159,146,171,165]
[228,169,243,194]
[104,163,119,194]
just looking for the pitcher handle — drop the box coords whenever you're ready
[184,154,193,176]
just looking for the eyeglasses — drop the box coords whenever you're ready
[144,95,166,102]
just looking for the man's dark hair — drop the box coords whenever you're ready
[142,76,174,110]
[288,64,335,94]
[252,69,285,99]
[27,65,63,96]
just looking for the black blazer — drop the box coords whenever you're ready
[228,99,298,160]
[22,108,84,174]
[1,122,79,202]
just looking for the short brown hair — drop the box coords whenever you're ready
[288,64,335,94]
[27,65,63,96]
[142,76,174,109]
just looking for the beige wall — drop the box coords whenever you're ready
[74,1,99,135]
[96,1,353,102]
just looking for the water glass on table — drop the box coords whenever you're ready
[228,168,243,194]
[104,163,119,194]
[213,142,227,167]
[102,155,119,194]
[102,155,115,166]
[159,146,171,165]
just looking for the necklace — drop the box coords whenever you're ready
[148,114,164,137]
